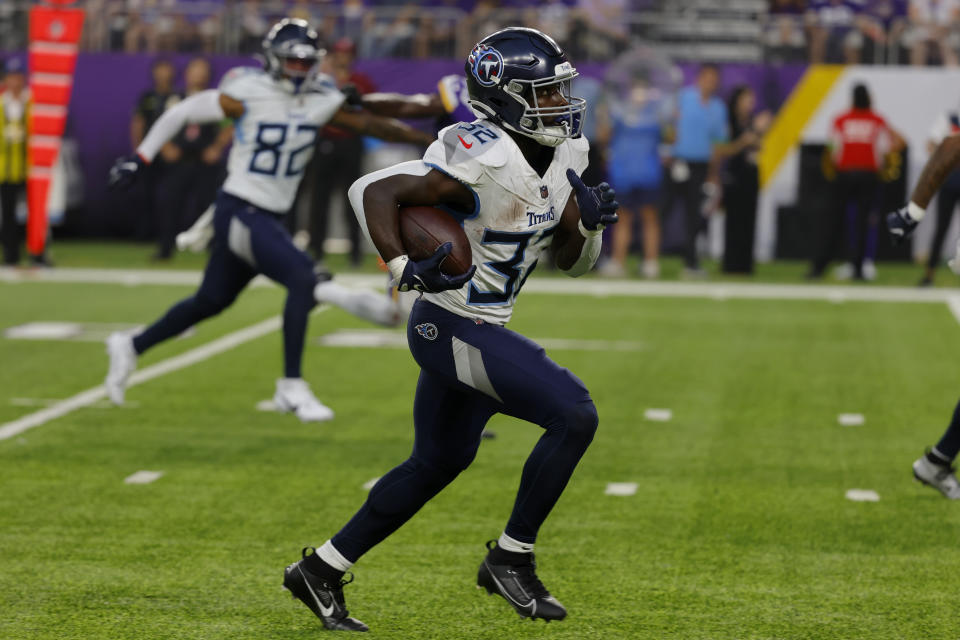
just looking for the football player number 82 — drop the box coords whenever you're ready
[248,122,319,177]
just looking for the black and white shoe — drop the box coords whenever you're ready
[476,541,567,621]
[283,548,368,632]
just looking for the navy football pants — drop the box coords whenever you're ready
[132,191,317,378]
[332,299,598,561]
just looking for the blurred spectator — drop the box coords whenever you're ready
[662,65,728,277]
[766,0,809,62]
[306,39,376,266]
[716,86,771,275]
[861,0,909,62]
[905,0,960,65]
[153,57,230,260]
[809,83,904,280]
[918,106,960,285]
[0,57,29,266]
[596,67,668,279]
[130,59,179,242]
[806,0,868,63]
[239,0,270,55]
[575,0,628,60]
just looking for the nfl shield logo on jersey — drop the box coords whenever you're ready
[540,185,549,198]
[415,323,438,341]
[468,44,503,87]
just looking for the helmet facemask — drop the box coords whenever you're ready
[266,41,324,87]
[502,64,586,147]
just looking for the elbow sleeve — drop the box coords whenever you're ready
[348,160,431,244]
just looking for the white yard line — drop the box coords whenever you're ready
[947,296,960,325]
[0,311,328,441]
[124,470,164,485]
[3,266,960,304]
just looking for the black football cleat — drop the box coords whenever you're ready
[476,541,567,621]
[283,548,369,632]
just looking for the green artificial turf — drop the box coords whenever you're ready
[2,249,960,638]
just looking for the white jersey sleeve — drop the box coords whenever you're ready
[219,68,345,213]
[420,120,589,325]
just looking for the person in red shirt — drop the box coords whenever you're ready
[301,38,378,267]
[808,83,904,280]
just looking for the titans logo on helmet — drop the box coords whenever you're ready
[468,44,503,87]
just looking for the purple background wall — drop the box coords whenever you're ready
[55,55,806,236]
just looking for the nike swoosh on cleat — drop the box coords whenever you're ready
[484,562,536,615]
[298,565,336,618]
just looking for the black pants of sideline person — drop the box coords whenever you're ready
[155,160,223,260]
[0,181,25,265]
[661,161,708,270]
[309,135,365,266]
[722,166,758,274]
[927,183,960,269]
[810,170,878,279]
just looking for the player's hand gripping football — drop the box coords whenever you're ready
[108,154,146,191]
[566,168,619,231]
[397,242,476,293]
[886,205,919,245]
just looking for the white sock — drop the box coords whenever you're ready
[316,539,353,572]
[314,281,401,327]
[497,532,534,554]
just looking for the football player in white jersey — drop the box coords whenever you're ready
[104,19,433,421]
[282,28,618,631]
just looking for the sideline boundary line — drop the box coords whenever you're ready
[3,266,959,304]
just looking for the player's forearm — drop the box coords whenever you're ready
[361,93,440,119]
[361,115,434,146]
[555,223,602,277]
[348,161,432,262]
[136,90,225,162]
[912,135,960,208]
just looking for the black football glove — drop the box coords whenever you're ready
[397,242,476,293]
[886,206,919,245]
[108,154,146,191]
[340,83,363,108]
[566,168,619,231]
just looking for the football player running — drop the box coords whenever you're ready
[282,28,618,631]
[888,125,960,498]
[104,19,433,422]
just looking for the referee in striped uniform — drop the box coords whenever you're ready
[0,56,29,266]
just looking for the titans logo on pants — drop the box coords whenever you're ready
[416,323,438,341]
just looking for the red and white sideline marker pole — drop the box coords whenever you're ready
[26,0,83,258]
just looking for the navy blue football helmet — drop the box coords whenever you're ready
[262,18,325,86]
[464,27,585,147]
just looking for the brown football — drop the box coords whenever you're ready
[398,206,473,276]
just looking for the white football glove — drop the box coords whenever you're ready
[948,235,960,275]
[176,205,215,253]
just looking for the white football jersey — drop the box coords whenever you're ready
[219,68,345,213]
[421,119,589,325]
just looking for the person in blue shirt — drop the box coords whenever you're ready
[662,64,728,276]
[597,72,669,278]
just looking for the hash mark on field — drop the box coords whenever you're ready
[947,296,960,325]
[0,310,327,442]
[845,489,880,502]
[837,413,865,426]
[644,408,672,422]
[605,482,638,496]
[256,399,280,412]
[362,477,380,491]
[124,470,164,485]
